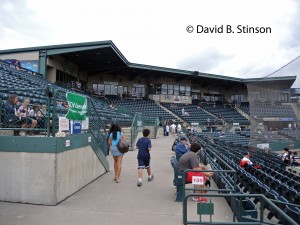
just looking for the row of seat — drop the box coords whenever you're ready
[0,62,133,128]
[108,99,178,123]
[162,103,221,125]
[194,136,300,223]
[202,105,250,125]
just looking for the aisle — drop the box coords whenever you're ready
[0,135,182,225]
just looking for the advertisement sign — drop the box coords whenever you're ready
[66,92,87,121]
[152,95,159,101]
[182,96,189,102]
[65,140,70,147]
[70,121,82,134]
[59,116,70,131]
[174,96,180,103]
[257,143,269,149]
[81,117,89,130]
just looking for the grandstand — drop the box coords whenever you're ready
[0,41,299,224]
[191,133,300,224]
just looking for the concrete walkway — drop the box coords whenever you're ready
[0,134,232,225]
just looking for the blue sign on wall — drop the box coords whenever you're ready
[70,121,82,134]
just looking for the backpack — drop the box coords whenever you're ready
[117,138,129,153]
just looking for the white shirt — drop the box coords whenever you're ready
[282,152,288,161]
[166,125,170,132]
[170,124,176,131]
[241,157,253,165]
[177,124,182,131]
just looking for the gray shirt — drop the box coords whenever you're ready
[178,151,199,172]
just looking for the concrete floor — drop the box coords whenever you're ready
[0,134,233,225]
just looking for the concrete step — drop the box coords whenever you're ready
[290,103,300,122]
[144,126,156,139]
[155,102,184,123]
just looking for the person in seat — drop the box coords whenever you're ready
[178,143,213,202]
[239,152,253,171]
[17,98,37,136]
[4,94,20,128]
[175,136,190,160]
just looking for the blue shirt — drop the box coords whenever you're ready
[109,131,122,146]
[136,137,152,160]
[5,102,15,115]
[176,142,188,159]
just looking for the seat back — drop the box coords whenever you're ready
[286,205,300,223]
[170,156,183,186]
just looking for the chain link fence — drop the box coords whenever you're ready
[0,88,110,155]
[0,88,51,136]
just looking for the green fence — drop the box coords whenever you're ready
[0,88,51,136]
[53,89,109,155]
[130,112,142,149]
[0,88,109,156]
[129,113,159,149]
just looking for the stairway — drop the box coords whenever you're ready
[290,103,300,123]
[122,127,132,146]
[156,102,184,123]
[235,107,255,127]
[144,126,157,139]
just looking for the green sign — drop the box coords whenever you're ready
[65,92,87,121]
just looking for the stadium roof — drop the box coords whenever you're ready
[0,41,296,88]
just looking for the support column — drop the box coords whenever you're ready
[38,49,47,79]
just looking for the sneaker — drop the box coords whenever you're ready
[192,197,207,202]
[148,174,154,182]
[137,181,142,187]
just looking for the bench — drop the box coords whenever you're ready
[170,156,184,202]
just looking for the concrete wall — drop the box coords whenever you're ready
[47,66,56,83]
[46,55,88,83]
[0,146,106,205]
[56,146,105,203]
[0,51,39,61]
[149,94,192,104]
[0,152,56,205]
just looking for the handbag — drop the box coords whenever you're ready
[117,138,129,153]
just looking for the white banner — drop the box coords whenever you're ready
[81,117,89,130]
[59,116,70,131]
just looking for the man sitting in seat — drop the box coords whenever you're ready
[175,136,190,160]
[17,98,37,136]
[178,143,213,202]
[291,152,300,166]
[239,152,253,171]
[30,104,47,130]
[4,94,21,128]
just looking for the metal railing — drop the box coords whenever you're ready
[89,98,109,155]
[130,112,142,149]
[183,193,298,225]
[52,89,109,155]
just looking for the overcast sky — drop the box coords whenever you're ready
[0,0,300,87]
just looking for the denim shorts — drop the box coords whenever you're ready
[111,145,124,157]
[138,158,150,169]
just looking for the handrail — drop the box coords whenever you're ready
[182,169,237,203]
[183,193,298,225]
[130,112,142,149]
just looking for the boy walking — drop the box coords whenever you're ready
[136,129,154,187]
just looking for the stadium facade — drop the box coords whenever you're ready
[0,40,295,105]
